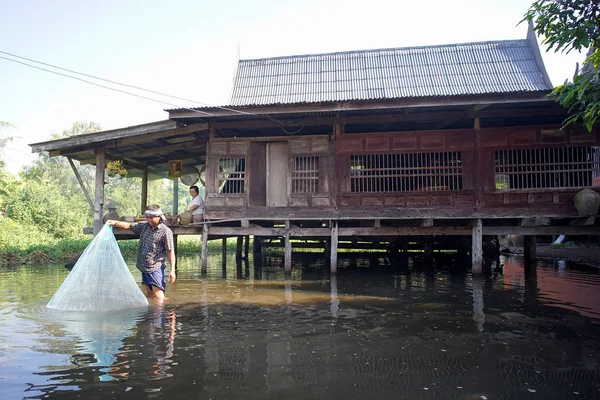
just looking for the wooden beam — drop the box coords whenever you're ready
[117,122,209,146]
[483,226,600,235]
[206,205,588,221]
[93,149,105,236]
[208,106,565,131]
[68,157,94,213]
[203,225,600,237]
[116,140,207,158]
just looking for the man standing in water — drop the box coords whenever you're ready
[106,204,176,302]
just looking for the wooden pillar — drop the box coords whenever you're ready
[472,219,483,274]
[141,168,148,213]
[92,149,105,236]
[284,220,292,273]
[424,237,434,262]
[252,235,262,255]
[201,222,209,272]
[330,220,338,274]
[221,238,227,269]
[474,119,483,210]
[172,178,179,215]
[236,236,243,262]
[244,235,250,260]
[173,235,178,272]
[524,235,537,267]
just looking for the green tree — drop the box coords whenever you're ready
[0,121,15,170]
[523,0,600,131]
[8,122,102,238]
[0,122,16,215]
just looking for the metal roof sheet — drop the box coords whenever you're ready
[229,39,552,106]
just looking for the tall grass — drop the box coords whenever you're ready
[0,217,241,266]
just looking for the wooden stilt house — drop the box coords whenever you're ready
[30,29,600,273]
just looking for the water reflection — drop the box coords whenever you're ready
[0,253,599,399]
[45,307,146,381]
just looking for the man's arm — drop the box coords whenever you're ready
[106,220,132,230]
[167,248,176,283]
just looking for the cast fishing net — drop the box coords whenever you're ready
[47,224,148,311]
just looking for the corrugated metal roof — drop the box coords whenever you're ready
[229,40,552,106]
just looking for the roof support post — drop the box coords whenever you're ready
[333,121,344,139]
[93,149,106,236]
[172,178,179,215]
[141,168,148,213]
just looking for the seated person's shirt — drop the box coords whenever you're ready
[190,195,205,215]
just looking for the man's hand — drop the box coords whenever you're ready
[167,269,176,284]
[106,220,131,230]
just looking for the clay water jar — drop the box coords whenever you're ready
[574,189,600,217]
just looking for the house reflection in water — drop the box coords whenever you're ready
[502,258,600,320]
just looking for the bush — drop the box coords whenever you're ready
[5,182,90,239]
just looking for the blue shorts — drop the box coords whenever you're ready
[142,267,166,292]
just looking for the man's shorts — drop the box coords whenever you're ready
[142,266,166,292]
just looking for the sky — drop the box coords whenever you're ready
[0,0,586,175]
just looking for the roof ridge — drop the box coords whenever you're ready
[239,39,529,63]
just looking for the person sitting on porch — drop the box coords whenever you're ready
[177,185,204,223]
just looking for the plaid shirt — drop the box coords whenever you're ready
[130,222,174,273]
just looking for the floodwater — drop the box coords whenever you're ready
[0,252,599,400]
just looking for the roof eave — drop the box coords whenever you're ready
[168,91,555,120]
[30,120,178,153]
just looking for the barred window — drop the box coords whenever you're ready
[495,146,600,190]
[292,156,319,193]
[219,158,245,194]
[350,152,463,193]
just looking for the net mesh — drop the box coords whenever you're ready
[47,224,149,311]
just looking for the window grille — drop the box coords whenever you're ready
[292,156,319,193]
[494,146,600,190]
[219,158,245,194]
[350,152,463,193]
